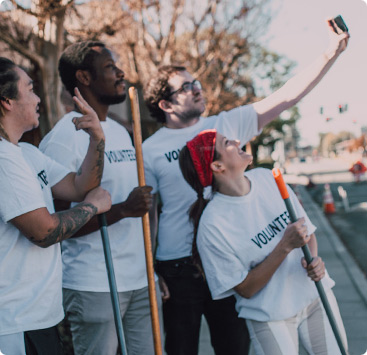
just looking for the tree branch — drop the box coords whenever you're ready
[161,0,184,62]
[9,0,35,16]
[0,30,43,67]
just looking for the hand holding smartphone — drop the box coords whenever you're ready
[331,15,349,33]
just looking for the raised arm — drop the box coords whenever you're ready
[11,187,111,248]
[52,88,105,202]
[254,19,350,130]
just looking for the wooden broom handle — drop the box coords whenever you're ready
[129,87,162,355]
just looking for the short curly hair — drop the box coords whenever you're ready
[58,41,106,96]
[144,65,186,123]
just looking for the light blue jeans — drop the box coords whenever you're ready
[63,282,163,355]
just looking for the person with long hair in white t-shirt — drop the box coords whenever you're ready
[0,57,111,355]
[178,129,348,355]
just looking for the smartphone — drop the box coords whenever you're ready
[333,15,348,33]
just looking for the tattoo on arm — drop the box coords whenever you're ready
[95,139,105,182]
[76,138,104,180]
[31,202,98,247]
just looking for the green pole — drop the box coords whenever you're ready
[98,213,128,355]
[273,169,347,355]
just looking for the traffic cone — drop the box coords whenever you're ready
[323,183,335,214]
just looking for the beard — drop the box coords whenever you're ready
[175,106,204,123]
[99,93,126,105]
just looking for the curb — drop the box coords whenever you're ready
[298,185,367,307]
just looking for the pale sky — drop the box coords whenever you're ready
[261,0,367,147]
[1,0,365,148]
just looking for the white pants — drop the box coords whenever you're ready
[247,289,348,355]
[0,333,26,355]
[63,282,163,355]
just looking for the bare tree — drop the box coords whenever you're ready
[0,0,76,139]
[66,0,298,156]
[112,0,271,115]
[64,0,272,115]
[0,0,297,155]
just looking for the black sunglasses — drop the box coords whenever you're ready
[168,79,202,97]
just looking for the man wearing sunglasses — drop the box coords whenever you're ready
[143,20,349,355]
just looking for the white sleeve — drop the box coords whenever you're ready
[197,222,248,300]
[213,104,260,146]
[0,154,46,222]
[21,143,70,188]
[39,116,83,172]
[40,140,80,172]
[42,152,71,187]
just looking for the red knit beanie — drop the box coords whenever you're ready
[186,129,217,187]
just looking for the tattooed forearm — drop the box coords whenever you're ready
[79,138,104,181]
[76,138,104,187]
[34,202,98,247]
[95,138,105,182]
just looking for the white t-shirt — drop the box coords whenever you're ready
[197,168,335,322]
[40,112,152,292]
[0,140,68,335]
[143,105,259,261]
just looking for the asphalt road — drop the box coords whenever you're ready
[285,155,367,277]
[307,181,367,278]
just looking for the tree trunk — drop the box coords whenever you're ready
[36,9,66,134]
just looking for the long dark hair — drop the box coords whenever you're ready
[179,145,219,272]
[0,57,19,140]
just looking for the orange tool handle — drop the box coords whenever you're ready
[272,168,289,199]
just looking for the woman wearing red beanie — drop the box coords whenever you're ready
[179,129,348,355]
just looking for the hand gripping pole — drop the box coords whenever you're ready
[272,169,347,355]
[129,87,163,355]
